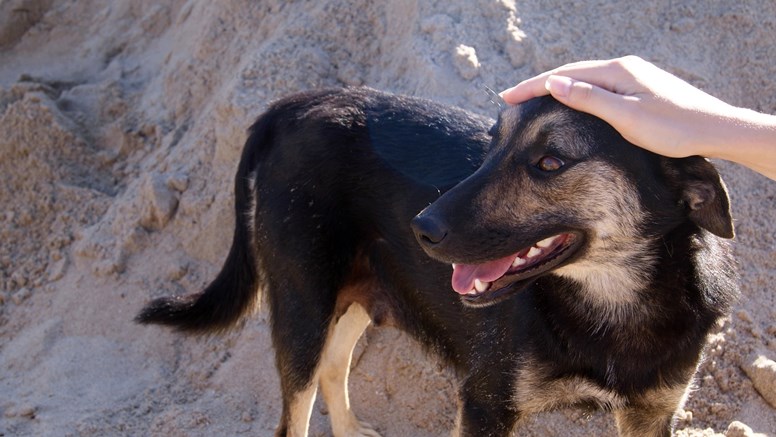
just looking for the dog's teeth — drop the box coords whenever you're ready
[536,236,557,248]
[474,279,490,292]
[452,263,457,270]
[526,247,542,258]
[512,257,527,267]
[467,290,478,295]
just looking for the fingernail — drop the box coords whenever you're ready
[545,75,573,98]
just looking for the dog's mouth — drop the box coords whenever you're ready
[451,232,582,305]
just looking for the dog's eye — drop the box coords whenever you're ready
[535,155,565,172]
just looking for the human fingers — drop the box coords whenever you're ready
[500,57,645,105]
[499,60,614,105]
[499,73,553,105]
[544,75,638,137]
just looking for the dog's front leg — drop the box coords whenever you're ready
[614,383,690,437]
[454,371,519,437]
[614,407,673,437]
[454,397,519,437]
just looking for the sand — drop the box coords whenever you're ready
[1,1,775,436]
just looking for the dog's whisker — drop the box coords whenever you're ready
[483,85,505,109]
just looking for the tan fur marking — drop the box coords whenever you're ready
[318,303,380,437]
[245,168,259,247]
[516,361,691,436]
[286,380,319,437]
[514,361,625,415]
[552,162,656,323]
[497,107,520,141]
[334,249,395,327]
[244,168,264,315]
[514,111,575,151]
[287,303,379,437]
[615,384,690,437]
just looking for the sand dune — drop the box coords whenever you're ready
[1,1,774,435]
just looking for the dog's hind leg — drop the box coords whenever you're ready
[278,379,319,437]
[270,281,335,437]
[274,339,322,437]
[318,303,380,437]
[274,301,377,437]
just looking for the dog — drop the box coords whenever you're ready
[137,87,738,437]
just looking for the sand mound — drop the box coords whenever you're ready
[1,1,774,436]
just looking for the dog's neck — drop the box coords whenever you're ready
[553,236,658,324]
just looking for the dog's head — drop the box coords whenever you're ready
[411,96,733,307]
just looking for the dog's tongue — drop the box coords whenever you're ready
[451,253,516,294]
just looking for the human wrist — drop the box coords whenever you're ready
[686,106,757,157]
[699,106,776,177]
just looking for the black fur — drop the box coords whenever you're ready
[138,88,738,437]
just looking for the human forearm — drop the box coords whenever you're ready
[703,108,776,180]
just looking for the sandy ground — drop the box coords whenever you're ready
[1,1,775,436]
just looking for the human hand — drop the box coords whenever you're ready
[499,56,737,158]
[500,56,776,180]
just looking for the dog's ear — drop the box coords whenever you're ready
[670,156,734,238]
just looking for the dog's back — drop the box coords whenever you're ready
[137,88,492,330]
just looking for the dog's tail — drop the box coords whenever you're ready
[135,116,270,334]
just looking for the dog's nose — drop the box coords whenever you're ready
[411,214,448,246]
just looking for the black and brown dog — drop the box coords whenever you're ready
[138,87,738,437]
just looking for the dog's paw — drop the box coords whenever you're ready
[338,419,381,437]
